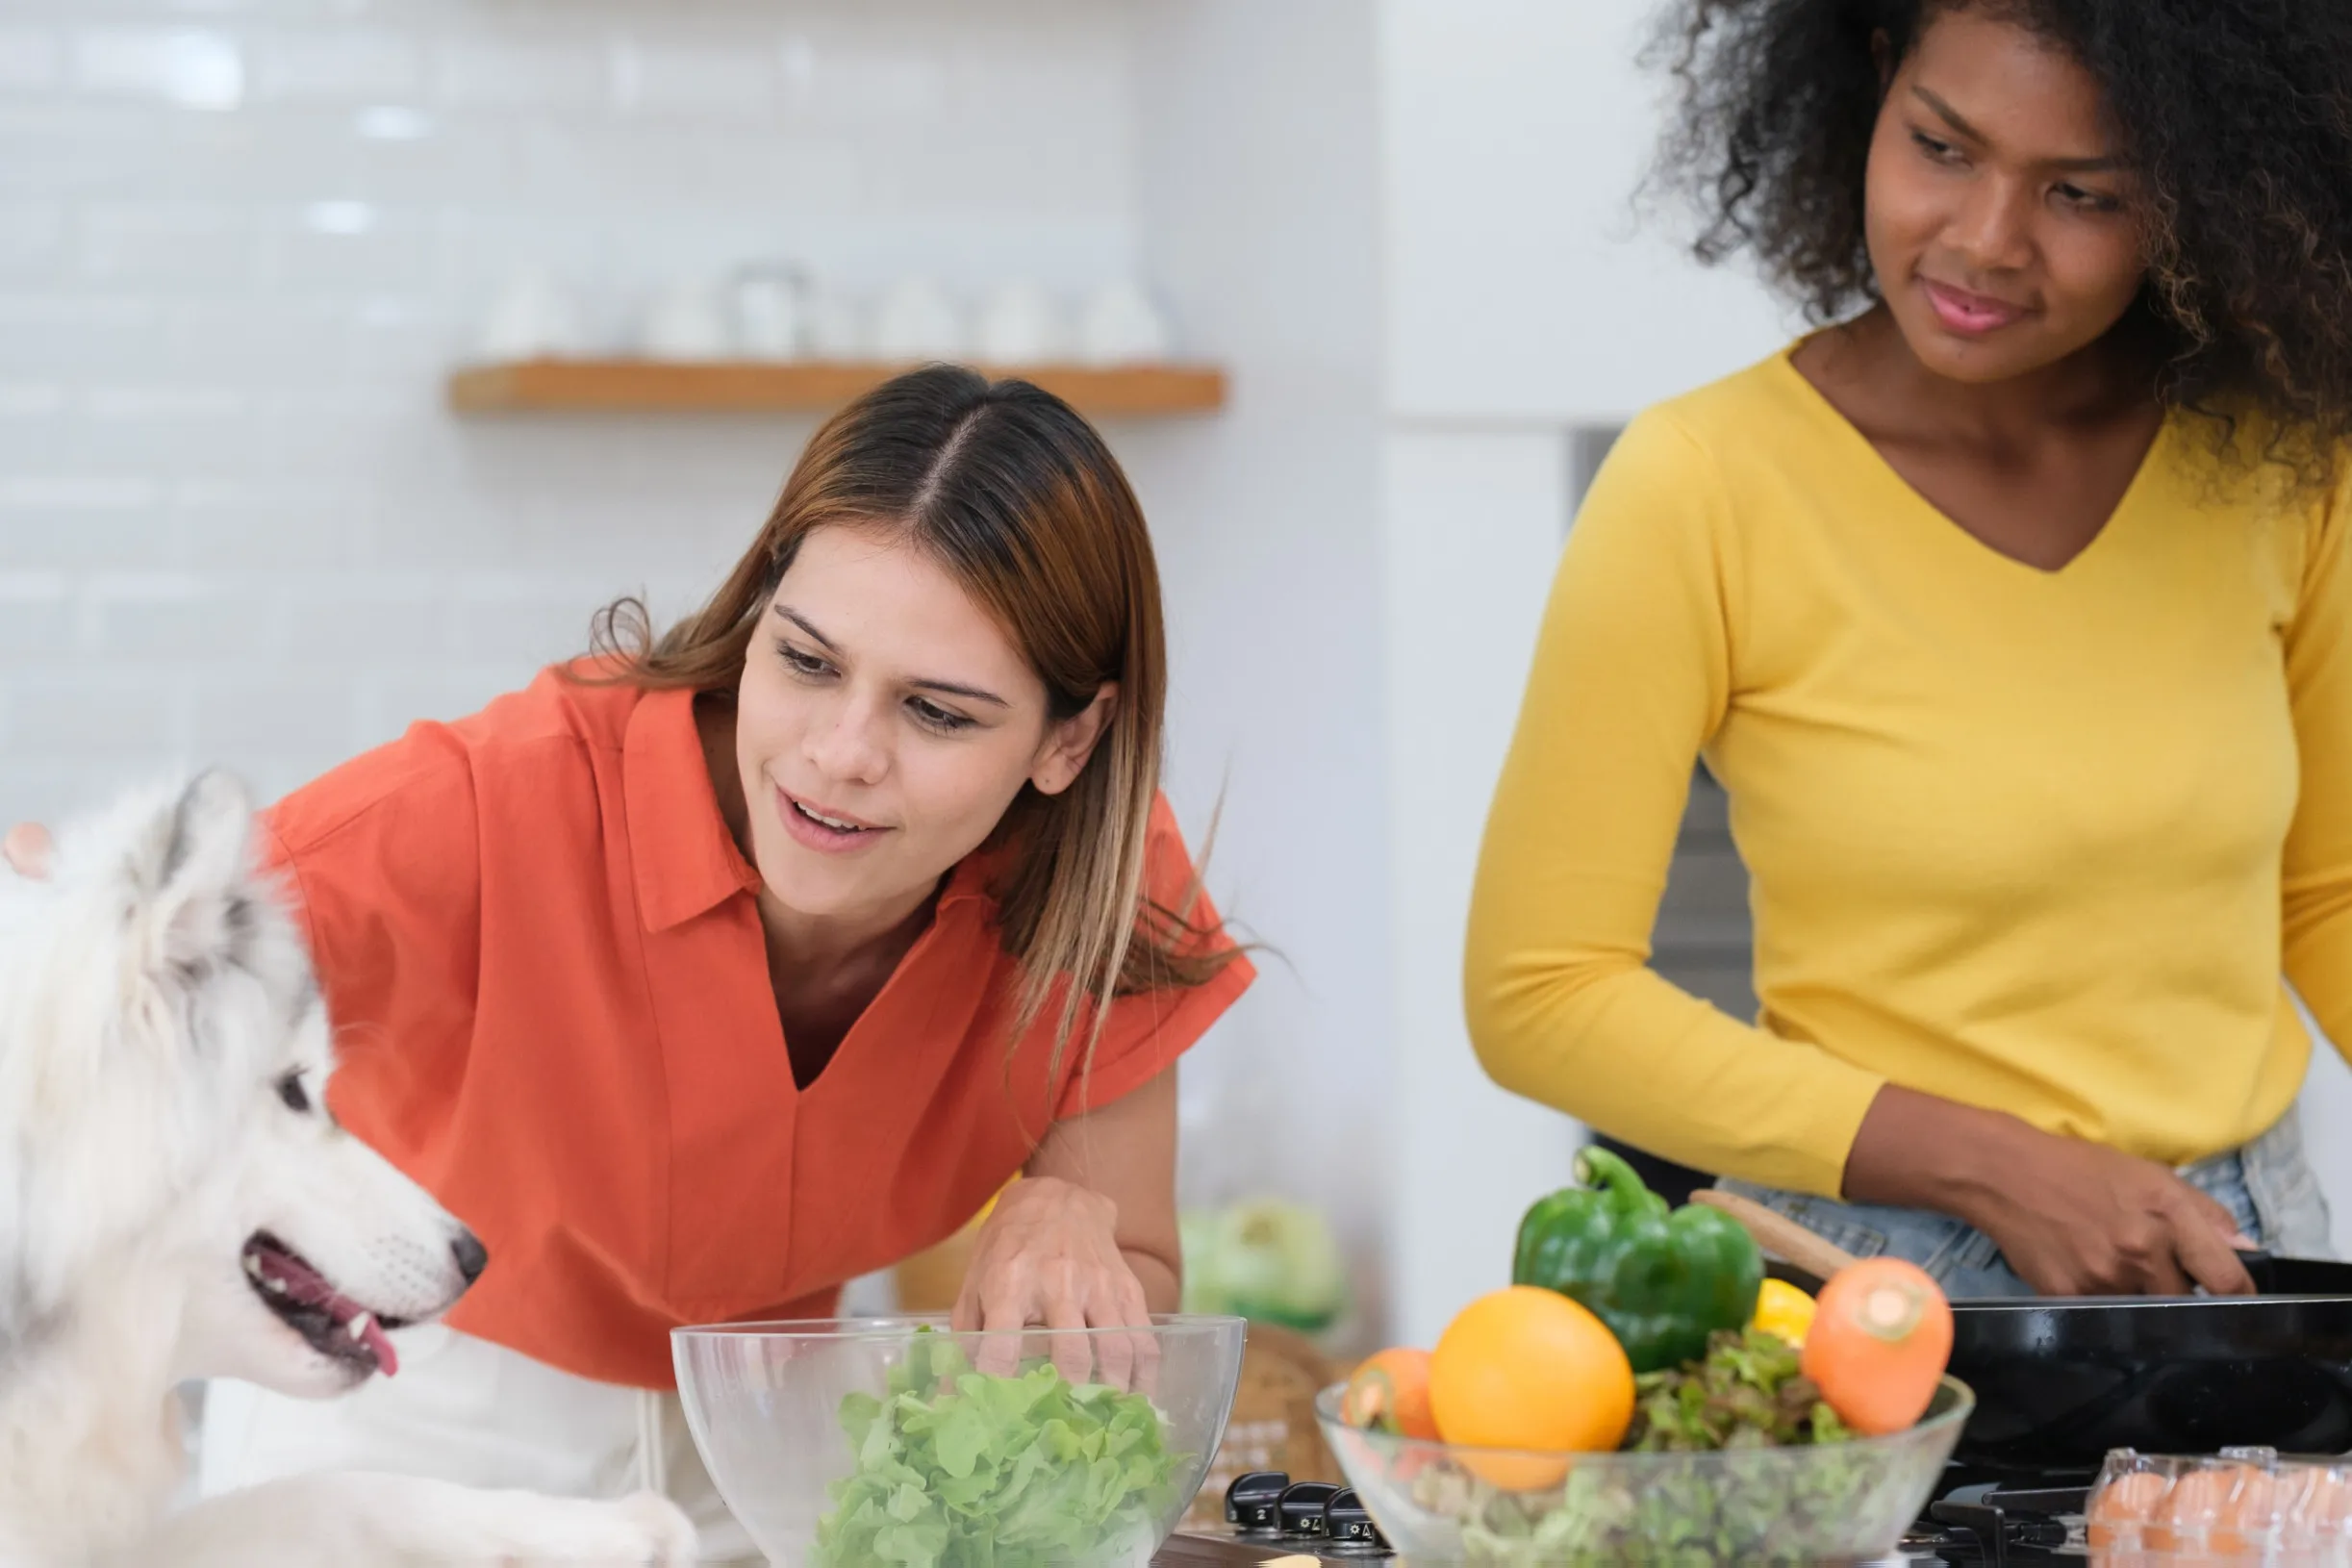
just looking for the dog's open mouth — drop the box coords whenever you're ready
[240,1231,411,1378]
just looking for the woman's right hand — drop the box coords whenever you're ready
[4,822,51,879]
[1846,1083,2257,1297]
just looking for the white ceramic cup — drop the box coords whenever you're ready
[802,285,869,360]
[873,277,966,362]
[974,281,1064,366]
[732,265,807,361]
[1076,281,1173,366]
[479,267,585,360]
[639,279,732,361]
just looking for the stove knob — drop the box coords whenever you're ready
[1278,1480,1343,1538]
[1323,1488,1388,1552]
[1225,1470,1291,1532]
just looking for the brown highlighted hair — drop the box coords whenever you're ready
[587,365,1239,1077]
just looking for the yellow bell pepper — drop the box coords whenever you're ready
[1753,1277,1817,1347]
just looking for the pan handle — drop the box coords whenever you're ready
[1691,1189,1866,1280]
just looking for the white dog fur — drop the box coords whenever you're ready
[0,772,698,1567]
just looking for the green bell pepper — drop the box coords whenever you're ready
[1511,1146,1764,1375]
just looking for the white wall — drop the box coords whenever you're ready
[1379,430,1580,1346]
[1381,0,1790,424]
[1373,0,1787,1346]
[1127,0,1394,1346]
[0,0,1139,822]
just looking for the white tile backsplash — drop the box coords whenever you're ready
[73,27,248,111]
[0,29,62,92]
[433,33,608,112]
[252,27,422,101]
[82,202,262,286]
[0,0,1142,825]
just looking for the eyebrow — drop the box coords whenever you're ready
[1911,87,2124,173]
[771,604,1012,708]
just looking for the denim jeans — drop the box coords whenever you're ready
[1714,1109,2337,1298]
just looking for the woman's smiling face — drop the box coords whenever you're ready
[1864,8,2148,385]
[733,522,1109,928]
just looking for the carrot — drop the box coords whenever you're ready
[1340,1346,1439,1439]
[1799,1257,1954,1435]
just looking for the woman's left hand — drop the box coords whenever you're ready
[951,1175,1158,1392]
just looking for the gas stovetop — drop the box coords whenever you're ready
[1154,1473,1391,1563]
[1152,1466,2104,1565]
[1155,1536,1378,1565]
[1891,1477,2091,1564]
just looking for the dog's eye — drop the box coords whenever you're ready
[276,1071,312,1115]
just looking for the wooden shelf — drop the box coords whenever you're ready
[446,359,1227,418]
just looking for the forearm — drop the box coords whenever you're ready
[1467,946,1885,1196]
[1022,1067,1181,1309]
[1841,1082,2037,1218]
[1843,1082,2256,1296]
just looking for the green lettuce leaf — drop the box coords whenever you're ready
[812,1330,1187,1568]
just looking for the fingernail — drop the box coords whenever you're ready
[2232,1232,2259,1249]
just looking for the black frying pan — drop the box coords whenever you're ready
[1696,1189,2352,1473]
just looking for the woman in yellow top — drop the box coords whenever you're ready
[1467,0,2352,1298]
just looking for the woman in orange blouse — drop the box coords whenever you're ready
[12,367,1253,1560]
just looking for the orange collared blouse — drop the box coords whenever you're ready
[261,665,1253,1388]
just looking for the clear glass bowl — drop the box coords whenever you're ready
[1315,1376,1975,1567]
[673,1314,1246,1568]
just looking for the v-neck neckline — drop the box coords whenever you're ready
[1770,344,2171,583]
[766,849,1002,1101]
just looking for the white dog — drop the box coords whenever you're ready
[0,772,697,1568]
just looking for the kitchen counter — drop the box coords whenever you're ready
[1154,1536,1361,1565]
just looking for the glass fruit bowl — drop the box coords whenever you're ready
[673,1314,1246,1568]
[1315,1376,1974,1566]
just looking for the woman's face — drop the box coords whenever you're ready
[735,523,1112,928]
[1864,8,2148,385]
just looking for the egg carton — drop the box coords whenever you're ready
[2088,1447,2352,1565]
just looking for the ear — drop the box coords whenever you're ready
[1029,684,1118,797]
[143,770,256,965]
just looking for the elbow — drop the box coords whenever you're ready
[1461,942,1633,1108]
[1470,1024,1550,1107]
[1461,948,1522,1085]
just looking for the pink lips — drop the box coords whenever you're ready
[1921,277,2029,338]
[776,786,889,856]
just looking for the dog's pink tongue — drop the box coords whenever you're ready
[357,1315,400,1378]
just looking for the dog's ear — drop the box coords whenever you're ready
[146,770,256,964]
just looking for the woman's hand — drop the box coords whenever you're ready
[951,1175,1158,1391]
[946,1065,1181,1392]
[1846,1084,2257,1297]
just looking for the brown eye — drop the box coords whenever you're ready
[1910,130,1962,163]
[776,640,831,677]
[907,696,975,733]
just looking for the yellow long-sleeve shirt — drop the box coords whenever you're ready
[1465,346,2352,1200]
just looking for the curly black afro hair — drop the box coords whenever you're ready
[1653,0,2352,467]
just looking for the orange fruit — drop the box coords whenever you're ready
[1429,1286,1634,1490]
[1341,1347,1439,1440]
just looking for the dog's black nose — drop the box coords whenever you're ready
[451,1230,490,1286]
